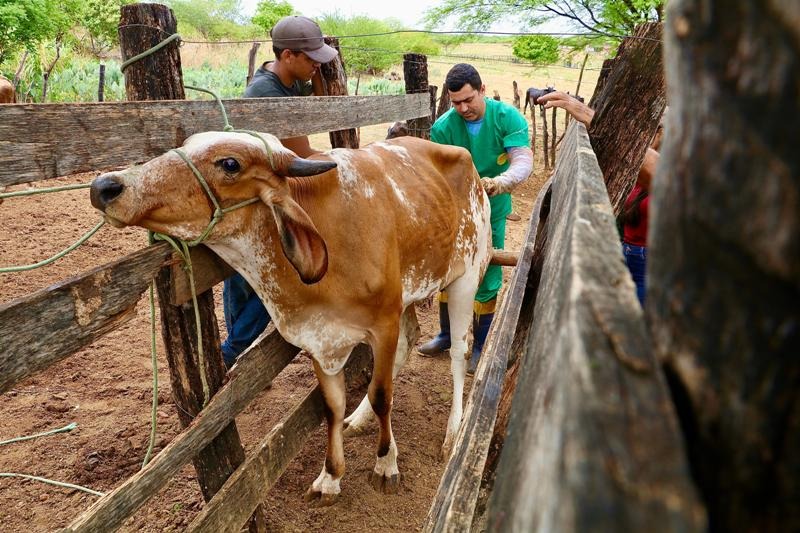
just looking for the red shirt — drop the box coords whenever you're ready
[622,184,649,246]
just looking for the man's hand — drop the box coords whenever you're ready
[481,177,498,196]
[537,91,595,128]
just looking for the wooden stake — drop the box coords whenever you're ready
[403,53,430,139]
[320,37,358,149]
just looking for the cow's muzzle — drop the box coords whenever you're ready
[90,173,125,211]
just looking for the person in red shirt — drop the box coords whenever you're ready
[618,148,657,305]
[538,91,661,306]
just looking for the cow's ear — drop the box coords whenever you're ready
[261,192,328,284]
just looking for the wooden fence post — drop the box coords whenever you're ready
[436,81,451,119]
[540,105,549,170]
[651,2,800,530]
[550,105,557,166]
[246,42,260,86]
[320,37,358,149]
[587,22,665,214]
[97,64,105,102]
[403,53,430,139]
[118,4,266,531]
[429,85,438,123]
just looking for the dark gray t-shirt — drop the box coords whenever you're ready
[243,63,312,98]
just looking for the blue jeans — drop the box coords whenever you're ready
[622,242,647,306]
[221,273,271,367]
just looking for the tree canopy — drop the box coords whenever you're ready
[425,0,664,38]
[251,0,294,34]
[512,35,559,64]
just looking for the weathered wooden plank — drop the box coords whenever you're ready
[0,93,430,186]
[187,344,373,533]
[424,165,541,531]
[0,243,172,393]
[650,3,800,530]
[168,245,234,306]
[486,123,706,532]
[63,328,301,533]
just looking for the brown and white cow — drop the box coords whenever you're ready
[0,75,15,104]
[90,131,492,503]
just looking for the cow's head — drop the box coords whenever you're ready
[90,131,336,284]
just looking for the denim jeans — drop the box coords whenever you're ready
[221,273,271,367]
[622,242,647,306]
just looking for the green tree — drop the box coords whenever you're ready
[251,0,294,33]
[75,0,136,58]
[425,0,664,39]
[318,12,439,76]
[512,35,559,64]
[164,0,253,40]
[0,0,73,65]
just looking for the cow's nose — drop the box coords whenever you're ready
[90,173,125,210]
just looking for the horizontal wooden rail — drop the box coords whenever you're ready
[486,123,705,531]
[0,243,173,393]
[187,345,373,533]
[0,93,430,186]
[64,328,302,532]
[423,171,545,531]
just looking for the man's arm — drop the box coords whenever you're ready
[280,136,319,158]
[482,146,534,196]
[537,91,595,127]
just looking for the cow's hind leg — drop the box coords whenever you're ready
[305,360,346,506]
[440,275,478,459]
[344,306,419,436]
[367,319,402,494]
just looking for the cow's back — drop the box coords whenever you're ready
[292,136,487,308]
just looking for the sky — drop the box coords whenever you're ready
[239,0,524,33]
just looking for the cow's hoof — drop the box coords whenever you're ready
[304,487,339,507]
[368,471,401,494]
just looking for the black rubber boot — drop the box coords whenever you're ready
[467,312,494,375]
[418,302,450,356]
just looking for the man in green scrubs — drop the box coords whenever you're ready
[420,64,533,374]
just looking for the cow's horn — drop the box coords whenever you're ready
[285,158,337,177]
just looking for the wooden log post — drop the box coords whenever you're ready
[97,64,105,102]
[118,4,266,531]
[540,104,549,170]
[403,53,430,139]
[587,22,665,214]
[246,42,260,86]
[550,105,557,166]
[319,37,358,149]
[650,2,800,531]
[512,80,520,110]
[530,101,537,167]
[436,80,451,119]
[429,85,438,123]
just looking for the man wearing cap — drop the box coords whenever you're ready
[220,16,338,369]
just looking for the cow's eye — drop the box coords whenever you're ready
[220,158,240,173]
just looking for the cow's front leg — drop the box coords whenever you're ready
[305,360,346,506]
[367,321,401,494]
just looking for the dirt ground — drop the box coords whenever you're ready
[0,124,550,532]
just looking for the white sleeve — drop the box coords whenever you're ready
[489,146,533,194]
